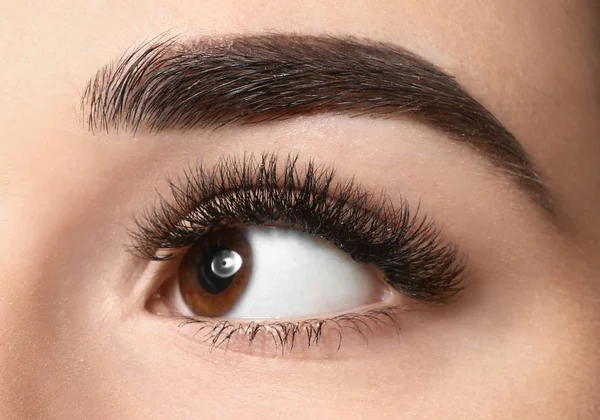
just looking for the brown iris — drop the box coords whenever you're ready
[178,228,252,317]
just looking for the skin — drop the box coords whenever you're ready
[0,0,599,419]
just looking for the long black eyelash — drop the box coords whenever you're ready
[129,153,466,303]
[175,306,403,354]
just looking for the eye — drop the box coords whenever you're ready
[171,226,388,319]
[134,154,465,354]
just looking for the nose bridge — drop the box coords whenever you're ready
[0,274,39,418]
[0,233,70,420]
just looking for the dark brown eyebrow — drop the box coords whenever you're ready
[81,34,552,212]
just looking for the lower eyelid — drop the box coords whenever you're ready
[183,307,405,358]
[143,255,409,357]
[149,285,407,357]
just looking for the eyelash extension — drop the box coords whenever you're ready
[129,153,466,304]
[174,305,404,354]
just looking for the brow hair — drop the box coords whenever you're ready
[81,33,552,212]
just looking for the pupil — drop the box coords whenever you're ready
[197,246,243,294]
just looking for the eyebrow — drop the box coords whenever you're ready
[81,34,552,212]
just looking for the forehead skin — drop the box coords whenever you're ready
[0,1,599,419]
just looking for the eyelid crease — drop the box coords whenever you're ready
[128,153,466,304]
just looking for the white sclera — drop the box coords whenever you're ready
[223,227,385,319]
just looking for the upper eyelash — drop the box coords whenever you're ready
[128,153,466,304]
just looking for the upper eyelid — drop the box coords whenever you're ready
[128,153,466,304]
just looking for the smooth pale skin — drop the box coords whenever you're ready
[0,1,599,419]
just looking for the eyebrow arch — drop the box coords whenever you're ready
[81,33,552,212]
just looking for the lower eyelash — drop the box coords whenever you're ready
[171,306,405,356]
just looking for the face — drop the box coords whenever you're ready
[1,1,599,419]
